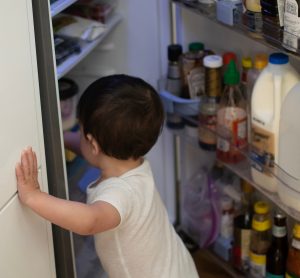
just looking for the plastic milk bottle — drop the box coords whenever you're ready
[251,53,300,192]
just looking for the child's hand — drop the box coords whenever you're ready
[15,147,41,205]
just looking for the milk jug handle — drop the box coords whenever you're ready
[273,73,282,126]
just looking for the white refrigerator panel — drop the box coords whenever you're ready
[0,1,46,209]
[0,195,55,278]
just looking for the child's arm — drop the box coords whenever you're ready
[15,147,120,235]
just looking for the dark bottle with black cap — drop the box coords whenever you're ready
[165,44,185,129]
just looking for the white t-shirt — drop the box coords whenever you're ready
[87,159,199,278]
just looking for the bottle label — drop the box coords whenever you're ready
[199,113,217,146]
[187,67,205,99]
[251,124,275,176]
[217,107,247,153]
[292,238,300,250]
[273,225,287,238]
[250,252,266,277]
[252,218,271,231]
[283,0,300,50]
[241,229,251,261]
[266,273,284,278]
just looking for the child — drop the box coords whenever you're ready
[16,74,199,278]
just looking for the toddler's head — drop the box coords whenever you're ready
[77,74,164,160]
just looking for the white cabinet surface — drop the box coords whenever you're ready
[0,1,46,209]
[0,195,55,278]
[0,1,56,277]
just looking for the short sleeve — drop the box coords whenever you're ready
[87,178,132,226]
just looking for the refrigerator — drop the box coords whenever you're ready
[2,0,300,277]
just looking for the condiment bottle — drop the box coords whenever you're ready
[181,42,205,99]
[166,44,182,96]
[286,223,300,278]
[232,180,254,271]
[165,44,185,129]
[216,60,247,163]
[220,196,235,239]
[222,52,237,73]
[241,56,253,100]
[266,212,288,278]
[198,55,223,151]
[244,0,263,33]
[249,201,272,278]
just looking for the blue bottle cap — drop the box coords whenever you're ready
[269,53,289,65]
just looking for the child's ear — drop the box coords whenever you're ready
[86,134,100,155]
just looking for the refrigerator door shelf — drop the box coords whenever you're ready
[160,90,200,116]
[51,0,78,18]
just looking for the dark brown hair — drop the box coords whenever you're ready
[77,74,164,160]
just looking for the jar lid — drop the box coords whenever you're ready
[189,42,204,51]
[59,78,78,100]
[204,55,223,68]
[254,201,269,214]
[222,52,237,66]
[293,223,300,238]
[269,53,289,65]
[254,53,268,69]
[242,57,252,68]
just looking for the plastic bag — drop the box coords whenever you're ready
[182,167,221,248]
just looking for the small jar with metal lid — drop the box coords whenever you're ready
[198,55,223,151]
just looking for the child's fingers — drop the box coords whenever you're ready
[33,151,38,176]
[15,162,25,184]
[26,147,34,175]
[21,150,30,177]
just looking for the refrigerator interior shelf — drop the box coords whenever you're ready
[160,90,200,116]
[56,12,122,79]
[51,0,78,18]
[169,114,300,222]
[173,0,300,59]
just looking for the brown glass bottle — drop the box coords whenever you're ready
[266,212,288,278]
[286,223,300,278]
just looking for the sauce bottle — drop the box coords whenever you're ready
[232,180,254,271]
[181,42,205,99]
[241,56,253,101]
[286,223,300,278]
[165,44,185,129]
[249,201,272,278]
[266,212,288,278]
[216,60,247,163]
